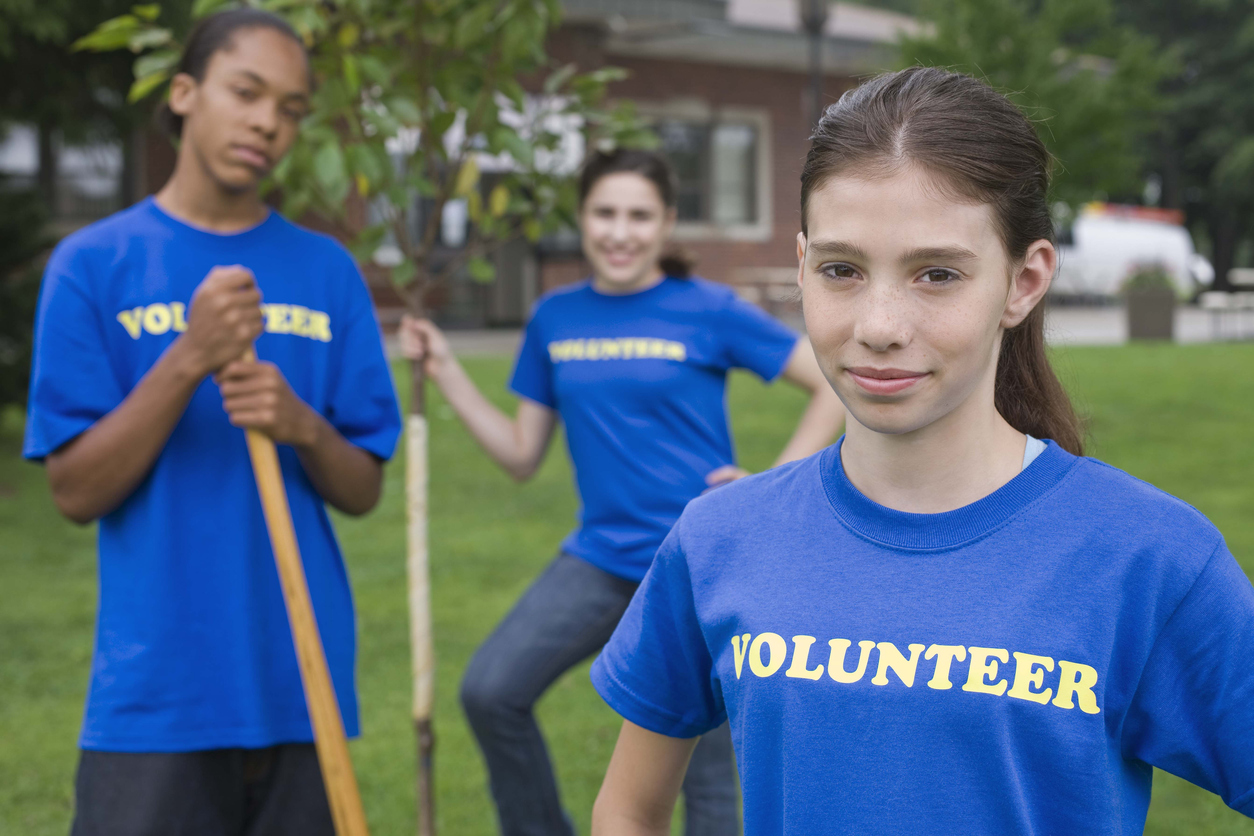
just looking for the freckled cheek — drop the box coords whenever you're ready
[918,305,1000,378]
[801,289,854,364]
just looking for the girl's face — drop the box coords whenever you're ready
[580,172,676,292]
[169,27,310,193]
[798,165,1054,438]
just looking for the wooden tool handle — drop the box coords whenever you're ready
[241,350,371,836]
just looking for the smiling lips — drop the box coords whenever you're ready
[846,366,929,396]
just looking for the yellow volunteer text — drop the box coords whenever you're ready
[730,632,1101,715]
[116,303,332,343]
[547,337,687,363]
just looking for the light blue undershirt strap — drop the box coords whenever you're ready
[1022,434,1047,471]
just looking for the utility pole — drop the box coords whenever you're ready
[801,0,831,130]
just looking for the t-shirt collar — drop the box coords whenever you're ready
[820,436,1079,551]
[145,196,276,241]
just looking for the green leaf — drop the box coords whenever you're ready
[454,3,496,50]
[131,4,162,21]
[72,17,141,52]
[134,49,178,80]
[392,259,418,287]
[129,27,173,51]
[313,141,347,197]
[454,158,480,197]
[127,70,171,103]
[429,109,458,140]
[358,55,389,85]
[467,256,496,283]
[544,63,577,94]
[387,96,421,124]
[191,0,234,17]
[190,0,233,16]
[346,143,385,186]
[489,184,509,217]
[343,54,360,95]
[337,22,361,49]
[493,127,535,168]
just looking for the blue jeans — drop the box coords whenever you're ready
[460,553,740,836]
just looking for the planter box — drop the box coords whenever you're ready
[1127,287,1175,341]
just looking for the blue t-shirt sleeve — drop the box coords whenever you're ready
[508,308,555,408]
[591,519,725,738]
[718,292,798,381]
[322,259,401,460]
[24,244,124,460]
[1121,539,1254,816]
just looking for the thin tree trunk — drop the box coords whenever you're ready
[1209,207,1238,291]
[406,352,436,836]
[36,119,57,216]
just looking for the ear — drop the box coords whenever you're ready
[662,206,678,239]
[167,72,198,119]
[796,231,807,289]
[1002,239,1055,329]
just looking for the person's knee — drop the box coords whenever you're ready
[459,666,519,723]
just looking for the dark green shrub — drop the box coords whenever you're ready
[0,182,51,410]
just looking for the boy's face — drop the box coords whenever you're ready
[169,26,310,193]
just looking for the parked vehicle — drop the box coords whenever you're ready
[1054,203,1214,298]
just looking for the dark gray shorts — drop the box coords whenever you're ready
[69,744,333,836]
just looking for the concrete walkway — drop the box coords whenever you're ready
[384,305,1252,358]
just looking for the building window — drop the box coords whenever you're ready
[656,119,758,225]
[0,124,124,224]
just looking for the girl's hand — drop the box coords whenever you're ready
[704,465,751,493]
[399,315,454,380]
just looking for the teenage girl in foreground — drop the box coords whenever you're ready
[590,67,1254,834]
[400,150,845,835]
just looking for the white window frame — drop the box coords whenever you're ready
[637,99,773,243]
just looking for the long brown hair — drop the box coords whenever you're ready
[801,66,1083,455]
[578,149,695,279]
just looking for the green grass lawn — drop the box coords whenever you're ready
[1,342,1253,835]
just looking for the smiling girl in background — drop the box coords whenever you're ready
[590,67,1254,835]
[400,149,844,835]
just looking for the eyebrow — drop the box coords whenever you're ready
[805,239,979,265]
[805,240,870,262]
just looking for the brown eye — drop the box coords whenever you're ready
[921,268,958,284]
[822,263,858,280]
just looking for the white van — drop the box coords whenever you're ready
[1054,203,1214,298]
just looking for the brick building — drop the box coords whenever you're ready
[541,0,916,319]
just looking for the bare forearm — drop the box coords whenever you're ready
[293,412,383,516]
[593,722,695,836]
[46,339,206,523]
[430,357,541,480]
[773,387,845,467]
[590,808,671,836]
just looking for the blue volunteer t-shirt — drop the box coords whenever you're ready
[24,197,401,752]
[593,439,1254,832]
[509,276,797,582]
